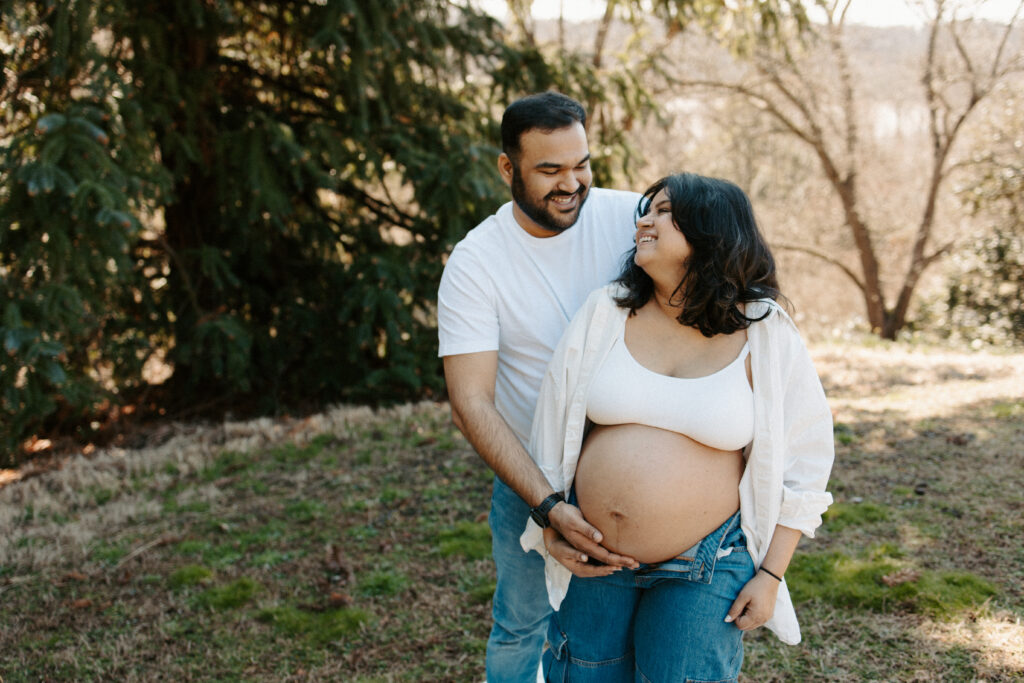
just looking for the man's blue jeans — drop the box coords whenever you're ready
[487,476,552,683]
[543,511,754,683]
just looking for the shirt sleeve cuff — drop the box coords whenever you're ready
[778,488,834,537]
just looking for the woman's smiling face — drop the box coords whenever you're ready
[633,188,690,283]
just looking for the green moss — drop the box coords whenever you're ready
[284,499,326,523]
[169,565,213,589]
[788,551,998,618]
[833,423,857,445]
[913,571,998,617]
[823,501,891,532]
[467,579,496,605]
[357,569,409,597]
[256,605,369,644]
[196,577,261,610]
[992,400,1024,419]
[868,543,906,560]
[436,521,491,560]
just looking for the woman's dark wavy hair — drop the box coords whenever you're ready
[614,173,783,337]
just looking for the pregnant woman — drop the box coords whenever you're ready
[520,173,835,682]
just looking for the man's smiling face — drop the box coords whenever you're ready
[500,122,592,238]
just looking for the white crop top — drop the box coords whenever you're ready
[586,332,755,452]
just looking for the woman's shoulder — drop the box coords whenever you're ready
[583,282,626,308]
[567,284,629,334]
[745,298,807,355]
[747,297,796,329]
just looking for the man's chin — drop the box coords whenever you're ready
[548,211,580,232]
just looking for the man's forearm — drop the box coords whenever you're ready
[453,399,555,508]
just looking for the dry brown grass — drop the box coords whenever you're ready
[0,343,1022,681]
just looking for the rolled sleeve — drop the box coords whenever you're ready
[778,319,835,537]
[778,486,834,537]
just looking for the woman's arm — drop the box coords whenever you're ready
[724,524,801,630]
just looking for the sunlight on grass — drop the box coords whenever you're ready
[920,616,1024,674]
[992,400,1024,419]
[789,550,998,618]
[822,501,891,532]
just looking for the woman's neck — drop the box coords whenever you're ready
[650,285,685,322]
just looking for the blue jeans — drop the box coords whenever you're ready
[487,476,553,683]
[544,511,754,683]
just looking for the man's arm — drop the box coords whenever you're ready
[444,351,636,573]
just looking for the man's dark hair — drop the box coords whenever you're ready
[500,92,586,162]
[614,173,783,337]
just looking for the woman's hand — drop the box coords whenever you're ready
[724,570,781,630]
[543,527,625,578]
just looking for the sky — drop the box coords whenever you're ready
[475,0,1023,26]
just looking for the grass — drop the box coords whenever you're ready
[0,344,1022,681]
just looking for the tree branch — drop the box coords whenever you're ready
[774,242,866,294]
[990,0,1024,79]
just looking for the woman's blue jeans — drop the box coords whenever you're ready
[543,511,754,683]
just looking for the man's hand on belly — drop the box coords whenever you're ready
[546,503,639,576]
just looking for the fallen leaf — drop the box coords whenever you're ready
[328,591,353,608]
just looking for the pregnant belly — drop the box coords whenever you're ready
[575,423,745,564]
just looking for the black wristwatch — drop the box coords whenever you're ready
[529,492,565,529]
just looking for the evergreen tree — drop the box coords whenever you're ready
[0,0,555,460]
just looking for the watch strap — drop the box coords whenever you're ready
[529,492,565,529]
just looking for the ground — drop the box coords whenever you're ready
[0,339,1022,681]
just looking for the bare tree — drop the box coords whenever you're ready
[494,0,813,184]
[671,0,1023,338]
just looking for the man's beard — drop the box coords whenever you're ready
[511,169,589,234]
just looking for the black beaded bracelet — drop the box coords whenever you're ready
[759,566,783,582]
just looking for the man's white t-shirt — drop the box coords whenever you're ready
[437,187,639,448]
